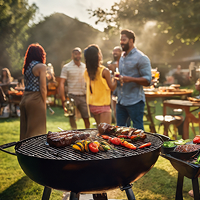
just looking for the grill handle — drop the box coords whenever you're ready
[0,142,17,156]
[152,132,170,142]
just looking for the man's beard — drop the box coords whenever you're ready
[74,57,81,62]
[121,42,129,52]
[113,55,119,61]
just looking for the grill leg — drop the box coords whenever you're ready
[42,186,52,200]
[192,178,200,200]
[121,184,136,200]
[176,172,184,200]
[69,192,80,200]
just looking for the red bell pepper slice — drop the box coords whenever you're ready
[139,142,151,149]
[193,135,200,144]
[109,137,121,145]
[101,135,111,140]
[89,142,99,153]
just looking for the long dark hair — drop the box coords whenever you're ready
[84,44,101,81]
[22,43,46,74]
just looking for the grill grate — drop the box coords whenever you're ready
[16,130,163,161]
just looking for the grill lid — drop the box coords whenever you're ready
[16,129,163,161]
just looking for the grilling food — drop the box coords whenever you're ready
[118,133,146,140]
[193,135,200,144]
[174,144,200,153]
[98,123,116,135]
[71,140,111,153]
[47,130,90,147]
[139,142,152,149]
[108,137,137,150]
[89,142,99,153]
[72,143,84,152]
[98,123,146,139]
[121,140,137,150]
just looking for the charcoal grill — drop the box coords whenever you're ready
[0,129,163,200]
[162,150,200,200]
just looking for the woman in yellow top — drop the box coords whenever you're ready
[84,44,117,126]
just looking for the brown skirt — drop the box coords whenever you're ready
[20,91,46,141]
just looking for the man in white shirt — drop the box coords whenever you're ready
[59,47,90,129]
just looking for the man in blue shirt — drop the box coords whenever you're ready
[116,29,152,129]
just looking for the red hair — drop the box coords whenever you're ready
[22,43,46,74]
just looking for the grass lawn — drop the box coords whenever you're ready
[0,103,198,200]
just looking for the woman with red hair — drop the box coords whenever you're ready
[20,43,47,140]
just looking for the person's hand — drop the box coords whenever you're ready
[62,101,68,112]
[114,72,120,80]
[119,75,124,86]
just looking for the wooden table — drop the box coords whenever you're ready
[163,99,200,139]
[7,90,23,117]
[145,89,193,133]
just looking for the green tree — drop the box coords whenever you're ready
[0,0,37,75]
[89,0,200,45]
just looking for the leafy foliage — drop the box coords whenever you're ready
[89,0,200,45]
[0,0,37,73]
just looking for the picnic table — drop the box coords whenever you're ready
[163,99,200,139]
[144,88,193,133]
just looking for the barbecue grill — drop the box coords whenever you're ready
[0,129,163,200]
[162,150,200,200]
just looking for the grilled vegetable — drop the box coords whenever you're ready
[84,141,90,152]
[121,140,129,147]
[174,139,192,145]
[99,144,105,151]
[101,135,111,140]
[139,142,151,149]
[93,141,100,148]
[109,137,121,146]
[72,143,84,152]
[193,135,200,144]
[101,144,111,151]
[194,154,200,164]
[89,142,99,153]
[126,143,137,150]
[76,142,85,152]
[162,141,176,148]
[121,140,136,150]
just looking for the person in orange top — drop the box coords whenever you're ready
[84,44,117,126]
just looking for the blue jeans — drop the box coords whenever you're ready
[116,101,145,130]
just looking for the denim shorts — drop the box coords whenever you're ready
[116,100,145,130]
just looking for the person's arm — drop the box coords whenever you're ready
[120,56,152,86]
[59,78,67,111]
[121,76,150,86]
[32,63,47,103]
[102,68,117,91]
